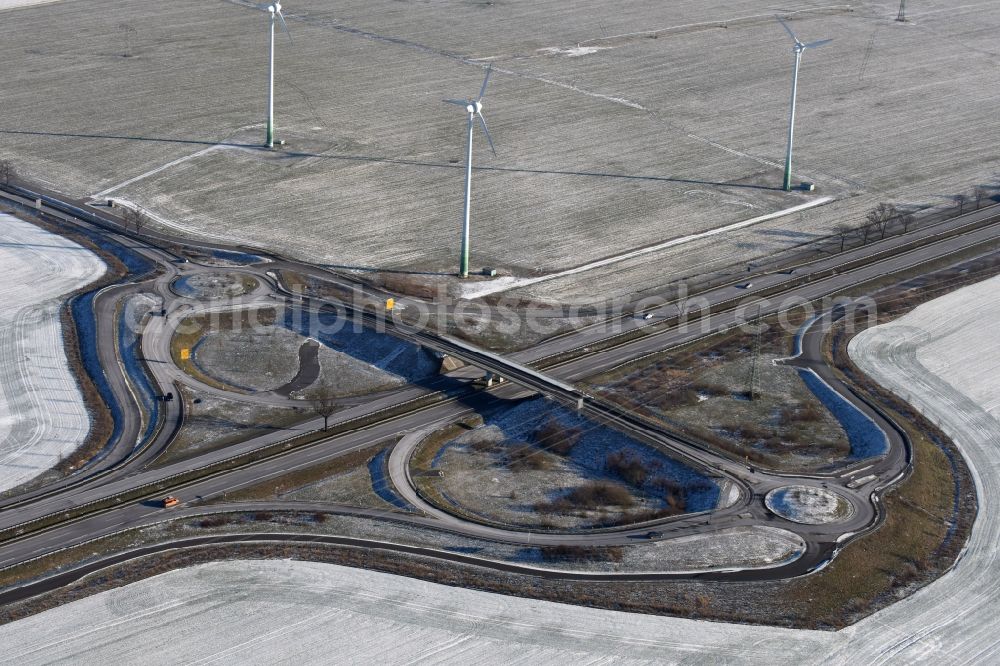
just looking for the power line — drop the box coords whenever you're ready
[748,304,763,401]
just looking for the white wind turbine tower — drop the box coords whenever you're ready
[443,64,497,278]
[262,1,292,148]
[777,17,831,191]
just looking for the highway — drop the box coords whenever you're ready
[0,181,996,605]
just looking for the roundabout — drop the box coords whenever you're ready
[170,272,260,300]
[765,485,855,525]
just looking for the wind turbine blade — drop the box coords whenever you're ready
[277,9,293,44]
[776,16,800,44]
[477,63,493,102]
[477,112,496,157]
[443,98,469,106]
[803,38,833,49]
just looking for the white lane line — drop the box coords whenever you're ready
[460,196,834,299]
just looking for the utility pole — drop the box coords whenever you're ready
[748,305,763,401]
[896,0,907,22]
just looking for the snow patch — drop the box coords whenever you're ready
[537,45,611,57]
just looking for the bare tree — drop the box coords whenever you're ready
[899,211,915,233]
[955,194,968,214]
[120,207,150,235]
[884,204,898,237]
[975,186,988,209]
[866,203,894,240]
[857,221,875,245]
[0,159,16,185]
[308,381,338,431]
[119,207,135,231]
[834,223,854,252]
[133,210,150,234]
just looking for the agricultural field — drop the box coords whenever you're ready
[0,1,996,303]
[0,214,105,492]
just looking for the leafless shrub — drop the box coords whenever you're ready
[539,545,624,563]
[780,404,823,423]
[532,416,581,455]
[606,450,647,486]
[198,516,230,528]
[506,443,551,471]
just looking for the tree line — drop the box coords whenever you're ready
[833,187,993,252]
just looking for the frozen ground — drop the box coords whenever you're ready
[192,314,429,396]
[6,272,1000,662]
[195,326,308,392]
[480,398,719,511]
[595,347,852,469]
[0,214,105,492]
[0,1,996,302]
[427,427,670,530]
[161,388,304,464]
[0,559,817,665]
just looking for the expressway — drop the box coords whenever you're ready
[0,181,996,605]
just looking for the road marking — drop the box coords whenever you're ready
[460,196,834,299]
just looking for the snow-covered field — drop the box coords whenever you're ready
[6,273,1000,662]
[0,1,997,302]
[0,214,105,492]
[0,0,62,10]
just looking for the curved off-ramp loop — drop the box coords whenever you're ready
[386,428,807,569]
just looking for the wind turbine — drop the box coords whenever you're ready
[777,17,831,191]
[443,64,497,278]
[262,1,292,148]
